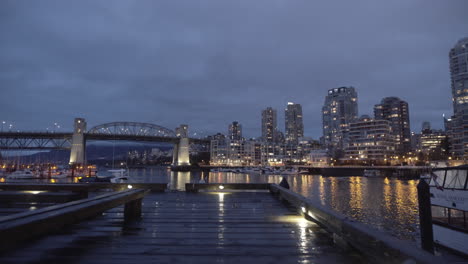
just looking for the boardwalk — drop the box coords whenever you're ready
[0,191,363,264]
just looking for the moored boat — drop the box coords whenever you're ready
[363,169,381,177]
[429,166,468,256]
[7,170,40,179]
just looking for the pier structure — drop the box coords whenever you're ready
[0,182,441,264]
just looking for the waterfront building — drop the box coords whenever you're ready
[297,137,321,162]
[374,97,411,155]
[344,115,395,165]
[322,87,358,156]
[260,142,284,166]
[261,107,278,142]
[242,140,262,165]
[308,149,330,167]
[210,136,261,166]
[448,37,468,159]
[228,121,242,140]
[285,102,303,145]
[420,130,449,160]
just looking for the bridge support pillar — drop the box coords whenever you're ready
[171,125,191,171]
[69,118,86,166]
[172,143,179,165]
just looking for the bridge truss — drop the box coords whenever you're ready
[87,122,176,138]
[0,122,209,151]
[0,132,72,150]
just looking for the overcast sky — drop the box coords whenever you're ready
[0,0,467,138]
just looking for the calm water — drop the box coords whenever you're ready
[2,166,420,242]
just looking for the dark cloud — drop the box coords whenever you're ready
[0,0,467,137]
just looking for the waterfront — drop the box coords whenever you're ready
[2,166,420,242]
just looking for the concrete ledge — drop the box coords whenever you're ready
[270,184,443,264]
[185,183,270,192]
[0,183,167,192]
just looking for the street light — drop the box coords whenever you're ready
[1,121,5,132]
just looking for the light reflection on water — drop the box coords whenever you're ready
[0,166,420,241]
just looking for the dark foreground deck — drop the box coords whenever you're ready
[0,191,362,264]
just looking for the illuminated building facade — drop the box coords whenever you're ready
[322,87,358,153]
[421,130,448,155]
[285,102,303,144]
[344,115,395,164]
[261,107,278,142]
[448,37,468,159]
[374,97,411,154]
[210,138,261,166]
[228,121,242,140]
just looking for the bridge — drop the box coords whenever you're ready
[0,118,209,170]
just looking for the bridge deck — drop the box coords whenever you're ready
[0,191,362,264]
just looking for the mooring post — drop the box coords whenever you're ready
[124,198,142,222]
[417,179,434,254]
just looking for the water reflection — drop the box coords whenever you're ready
[1,166,420,241]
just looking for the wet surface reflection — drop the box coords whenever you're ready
[1,166,420,241]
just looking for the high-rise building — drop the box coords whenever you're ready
[228,121,242,140]
[449,37,468,159]
[285,102,303,144]
[322,87,358,153]
[374,97,411,154]
[261,107,277,142]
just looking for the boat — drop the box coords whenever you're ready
[280,168,299,175]
[108,169,128,178]
[429,166,468,256]
[7,170,40,179]
[107,169,129,183]
[110,176,128,183]
[363,169,381,177]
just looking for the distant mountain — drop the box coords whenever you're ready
[2,143,173,164]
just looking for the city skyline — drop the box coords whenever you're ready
[0,1,467,138]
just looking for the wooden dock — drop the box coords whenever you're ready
[0,190,363,264]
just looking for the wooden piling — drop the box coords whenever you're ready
[124,198,142,222]
[417,179,434,254]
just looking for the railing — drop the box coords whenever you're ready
[269,184,440,264]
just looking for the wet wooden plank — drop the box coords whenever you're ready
[0,189,149,252]
[0,191,363,264]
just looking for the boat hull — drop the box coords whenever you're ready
[433,224,468,255]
